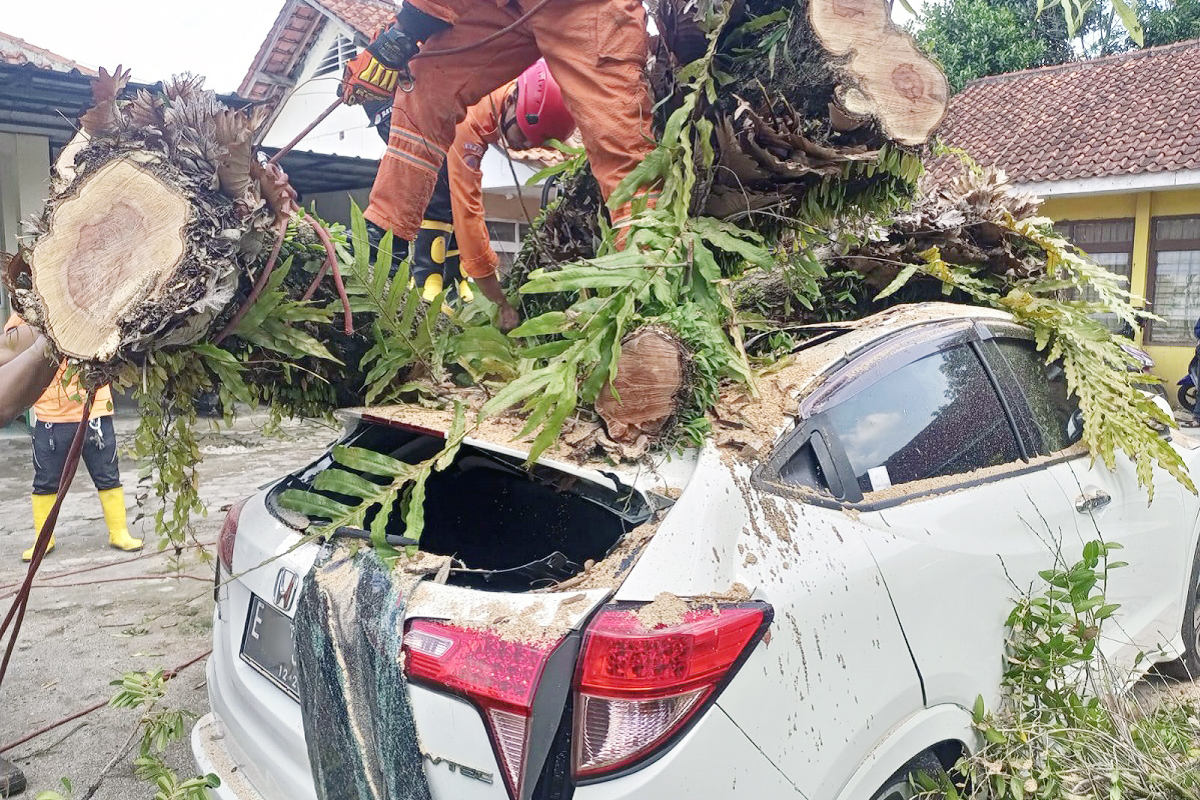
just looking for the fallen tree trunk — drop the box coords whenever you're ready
[5,68,337,384]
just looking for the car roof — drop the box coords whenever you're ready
[345,303,1017,486]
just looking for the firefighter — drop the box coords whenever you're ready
[340,0,657,330]
[4,315,142,562]
[362,61,576,327]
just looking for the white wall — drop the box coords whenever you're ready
[0,131,51,258]
[260,17,540,190]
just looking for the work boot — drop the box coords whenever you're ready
[365,220,410,279]
[21,493,57,562]
[98,488,142,552]
[0,755,26,796]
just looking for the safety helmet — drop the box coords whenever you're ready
[515,59,575,147]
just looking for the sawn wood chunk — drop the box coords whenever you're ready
[29,158,190,361]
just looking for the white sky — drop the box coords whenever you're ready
[3,2,287,95]
[3,1,924,98]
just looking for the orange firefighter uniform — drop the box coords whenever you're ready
[364,0,658,251]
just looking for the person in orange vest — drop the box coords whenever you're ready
[341,0,657,330]
[4,315,142,562]
[361,60,576,327]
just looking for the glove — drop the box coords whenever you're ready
[341,48,403,106]
[366,23,422,71]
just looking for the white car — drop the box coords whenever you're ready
[191,302,1200,800]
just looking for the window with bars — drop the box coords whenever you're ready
[1148,215,1200,345]
[486,219,530,271]
[1054,219,1135,332]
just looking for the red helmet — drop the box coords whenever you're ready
[515,59,575,147]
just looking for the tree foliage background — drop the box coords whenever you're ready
[916,0,1200,92]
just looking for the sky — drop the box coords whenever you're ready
[4,0,925,98]
[3,2,288,94]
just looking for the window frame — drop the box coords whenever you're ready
[1146,214,1200,345]
[758,320,1037,507]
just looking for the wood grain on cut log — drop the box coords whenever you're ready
[29,158,190,361]
[596,328,690,444]
[809,0,947,145]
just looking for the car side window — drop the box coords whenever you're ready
[991,339,1082,453]
[823,344,1022,494]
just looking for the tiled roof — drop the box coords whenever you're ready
[239,0,397,109]
[937,38,1200,185]
[0,30,96,75]
[313,0,398,35]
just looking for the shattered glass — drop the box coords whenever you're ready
[294,540,432,800]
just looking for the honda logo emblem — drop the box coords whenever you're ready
[274,568,299,611]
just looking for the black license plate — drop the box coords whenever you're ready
[241,594,300,701]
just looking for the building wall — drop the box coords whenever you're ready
[1042,188,1200,394]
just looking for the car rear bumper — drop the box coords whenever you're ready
[191,712,268,800]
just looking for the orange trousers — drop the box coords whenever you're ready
[364,0,657,243]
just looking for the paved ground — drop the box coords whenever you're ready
[0,411,339,799]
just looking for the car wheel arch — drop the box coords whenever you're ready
[831,704,976,800]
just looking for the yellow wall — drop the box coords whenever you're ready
[1042,189,1200,398]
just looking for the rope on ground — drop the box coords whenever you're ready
[0,389,97,689]
[0,648,211,754]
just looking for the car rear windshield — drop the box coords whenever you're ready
[267,420,651,591]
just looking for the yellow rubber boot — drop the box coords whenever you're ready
[420,272,444,303]
[22,493,57,562]
[98,488,142,552]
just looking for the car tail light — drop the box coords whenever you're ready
[573,603,771,780]
[404,619,560,799]
[218,498,247,572]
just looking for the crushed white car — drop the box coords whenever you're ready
[192,302,1200,800]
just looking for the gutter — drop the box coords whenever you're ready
[1017,168,1200,198]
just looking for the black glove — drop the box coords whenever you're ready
[366,24,422,72]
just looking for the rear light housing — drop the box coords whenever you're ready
[404,619,561,800]
[217,498,247,572]
[573,602,772,780]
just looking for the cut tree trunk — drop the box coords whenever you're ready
[809,0,948,145]
[5,68,305,380]
[28,158,191,361]
[596,327,691,444]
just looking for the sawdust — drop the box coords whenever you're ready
[857,444,1088,505]
[451,598,571,646]
[636,592,690,628]
[352,402,617,468]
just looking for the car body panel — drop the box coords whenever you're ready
[571,704,806,799]
[194,303,1200,800]
[856,461,1085,709]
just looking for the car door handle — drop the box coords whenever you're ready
[1075,490,1112,514]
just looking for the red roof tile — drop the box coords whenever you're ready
[239,0,397,105]
[313,0,398,35]
[938,38,1200,185]
[0,30,96,74]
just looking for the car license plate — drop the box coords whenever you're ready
[241,594,300,701]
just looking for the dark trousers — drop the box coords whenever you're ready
[32,417,121,494]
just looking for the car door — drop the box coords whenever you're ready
[777,323,1086,709]
[983,335,1196,670]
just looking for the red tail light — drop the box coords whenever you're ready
[573,604,771,780]
[404,619,559,799]
[218,498,247,571]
